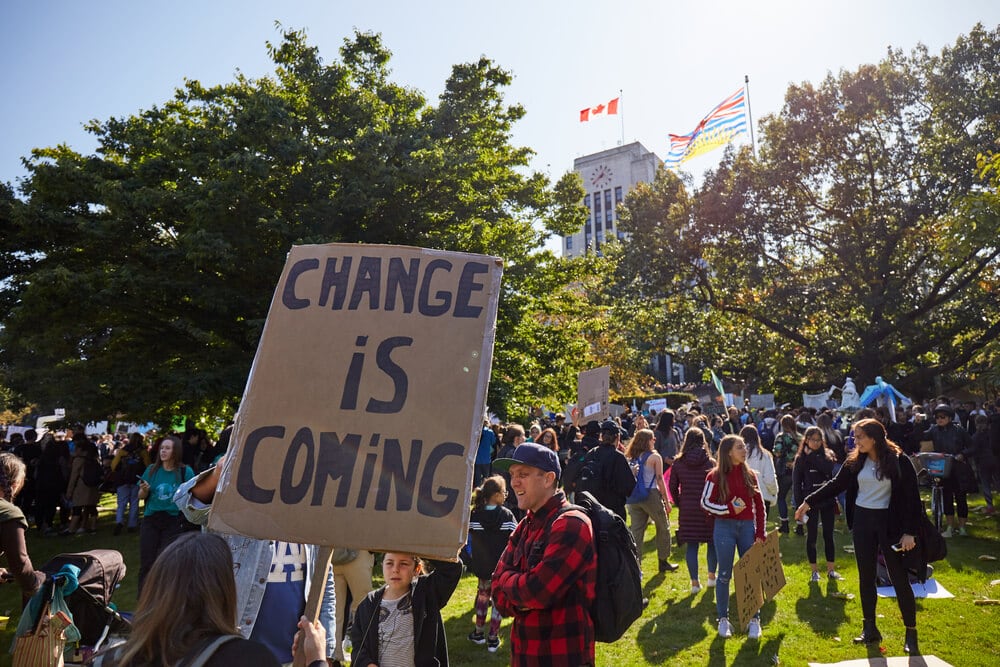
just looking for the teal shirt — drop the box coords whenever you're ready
[142,464,194,515]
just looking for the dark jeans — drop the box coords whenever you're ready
[473,463,491,488]
[806,503,837,564]
[138,511,184,595]
[942,476,968,518]
[852,507,916,627]
[776,474,793,520]
[979,462,996,507]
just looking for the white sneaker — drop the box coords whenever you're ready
[941,527,954,538]
[706,577,717,588]
[748,618,762,639]
[691,584,701,594]
[718,617,732,638]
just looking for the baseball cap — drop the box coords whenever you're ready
[492,442,561,478]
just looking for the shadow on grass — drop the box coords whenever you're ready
[795,576,849,635]
[635,584,714,661]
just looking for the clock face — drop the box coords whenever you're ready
[590,164,613,188]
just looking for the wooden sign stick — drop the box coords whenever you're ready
[293,546,335,667]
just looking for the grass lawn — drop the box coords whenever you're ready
[1,490,997,666]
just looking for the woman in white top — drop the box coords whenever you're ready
[740,425,778,517]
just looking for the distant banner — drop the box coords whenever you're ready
[646,398,667,414]
[749,394,775,410]
[208,244,503,560]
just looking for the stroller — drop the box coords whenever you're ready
[39,550,131,649]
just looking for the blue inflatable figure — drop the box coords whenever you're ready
[857,376,910,422]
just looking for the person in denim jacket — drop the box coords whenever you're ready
[175,457,337,664]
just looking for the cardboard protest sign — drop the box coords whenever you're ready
[733,530,785,630]
[577,366,610,422]
[208,244,503,560]
[732,541,765,632]
[759,530,786,600]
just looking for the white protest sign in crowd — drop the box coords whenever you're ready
[208,244,503,560]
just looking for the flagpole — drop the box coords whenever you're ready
[619,89,624,146]
[744,75,757,159]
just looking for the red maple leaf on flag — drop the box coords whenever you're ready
[579,97,619,122]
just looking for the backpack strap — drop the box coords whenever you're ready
[635,451,655,490]
[178,634,241,667]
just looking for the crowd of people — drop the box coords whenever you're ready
[0,394,997,665]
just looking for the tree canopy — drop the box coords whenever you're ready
[0,28,591,423]
[616,24,1000,399]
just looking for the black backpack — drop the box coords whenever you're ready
[116,450,146,486]
[81,458,103,487]
[553,491,644,642]
[575,448,608,498]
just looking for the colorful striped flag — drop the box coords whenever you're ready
[664,87,748,169]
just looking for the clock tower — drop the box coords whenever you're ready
[563,142,661,258]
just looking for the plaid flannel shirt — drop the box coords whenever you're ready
[492,491,597,667]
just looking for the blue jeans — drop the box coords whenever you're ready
[116,483,140,528]
[685,541,718,581]
[713,518,758,621]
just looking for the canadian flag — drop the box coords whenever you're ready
[580,97,620,122]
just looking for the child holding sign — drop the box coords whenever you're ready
[467,475,517,652]
[700,435,767,640]
[350,552,463,666]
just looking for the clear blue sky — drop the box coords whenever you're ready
[3,1,998,200]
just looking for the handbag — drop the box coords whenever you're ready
[13,606,73,667]
[13,577,80,667]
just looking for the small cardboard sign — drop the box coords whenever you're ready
[732,530,785,631]
[577,367,610,422]
[208,244,502,560]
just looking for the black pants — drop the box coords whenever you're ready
[852,507,916,627]
[806,502,836,564]
[942,476,968,518]
[138,511,184,595]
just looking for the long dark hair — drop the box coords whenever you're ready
[151,436,183,476]
[471,475,507,511]
[712,435,758,502]
[676,427,709,462]
[655,409,675,433]
[115,533,238,666]
[795,426,836,462]
[739,425,762,458]
[846,418,901,480]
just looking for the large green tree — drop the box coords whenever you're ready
[617,25,1000,398]
[0,29,586,423]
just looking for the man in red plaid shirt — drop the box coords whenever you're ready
[491,443,597,667]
